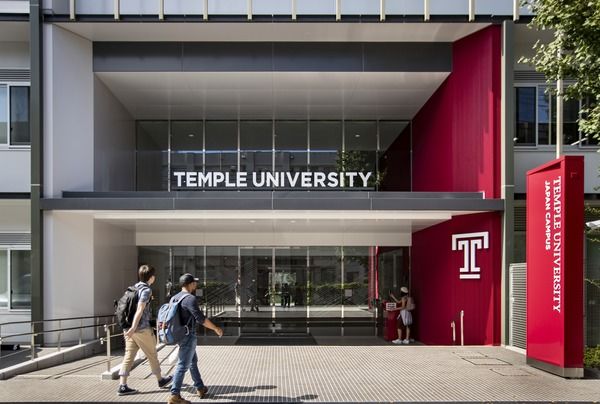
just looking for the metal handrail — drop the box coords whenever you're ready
[0,314,116,365]
[0,314,114,327]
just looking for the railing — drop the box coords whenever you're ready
[0,314,116,366]
[44,0,533,22]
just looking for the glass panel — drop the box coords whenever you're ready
[0,85,7,144]
[138,247,172,311]
[343,246,371,312]
[581,96,599,146]
[343,121,377,188]
[10,87,30,146]
[296,0,335,15]
[430,0,468,15]
[275,247,308,333]
[240,121,272,179]
[310,121,342,175]
[551,97,580,145]
[171,121,203,190]
[537,87,550,145]
[308,246,342,319]
[586,234,600,346]
[0,250,7,308]
[204,247,238,311]
[341,0,379,15]
[10,250,31,310]
[205,121,238,176]
[516,87,536,145]
[253,0,292,15]
[377,247,409,304]
[386,0,423,15]
[378,121,410,191]
[240,247,272,333]
[136,121,169,191]
[274,121,308,178]
[208,0,246,14]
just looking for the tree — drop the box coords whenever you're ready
[522,0,600,141]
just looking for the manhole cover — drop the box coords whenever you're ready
[490,367,532,376]
[464,357,511,366]
[454,351,487,359]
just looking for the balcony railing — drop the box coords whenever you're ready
[39,0,534,22]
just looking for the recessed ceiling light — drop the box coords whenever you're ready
[355,134,361,138]
[290,220,296,223]
[188,133,195,138]
[250,220,256,223]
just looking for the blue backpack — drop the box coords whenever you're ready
[157,293,193,345]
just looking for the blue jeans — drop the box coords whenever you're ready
[170,332,205,395]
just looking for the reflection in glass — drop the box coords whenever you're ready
[10,250,31,310]
[275,121,308,176]
[171,121,203,190]
[136,121,169,191]
[378,121,410,191]
[308,246,342,317]
[537,87,550,145]
[138,246,171,313]
[10,86,30,146]
[516,87,536,145]
[205,247,238,309]
[344,121,377,187]
[310,121,342,174]
[205,121,238,175]
[240,121,273,180]
[343,246,371,312]
[551,97,580,145]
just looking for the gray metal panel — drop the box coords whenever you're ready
[363,43,452,72]
[44,191,504,211]
[93,42,184,72]
[183,43,273,72]
[272,42,363,72]
[0,69,30,81]
[0,233,31,246]
[509,263,527,350]
[93,42,452,73]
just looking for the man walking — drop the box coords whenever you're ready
[118,264,172,395]
[168,273,223,404]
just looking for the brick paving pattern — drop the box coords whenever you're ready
[0,343,598,402]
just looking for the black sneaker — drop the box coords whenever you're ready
[117,385,138,396]
[158,375,173,389]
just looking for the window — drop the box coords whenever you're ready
[515,85,595,147]
[0,84,30,146]
[0,249,31,310]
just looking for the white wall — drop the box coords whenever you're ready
[93,220,137,315]
[43,24,94,198]
[0,42,29,69]
[93,77,135,192]
[514,148,600,193]
[0,149,30,192]
[43,212,137,343]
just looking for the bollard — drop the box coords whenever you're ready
[57,320,62,352]
[105,326,112,373]
[30,323,36,360]
[451,321,456,344]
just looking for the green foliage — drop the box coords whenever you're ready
[521,0,600,141]
[585,346,600,368]
[336,150,386,188]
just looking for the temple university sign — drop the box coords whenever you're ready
[173,171,373,189]
[451,232,489,280]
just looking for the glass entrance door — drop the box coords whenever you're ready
[274,247,308,334]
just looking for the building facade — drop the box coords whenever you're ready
[0,0,598,347]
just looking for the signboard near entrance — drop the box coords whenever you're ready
[526,156,584,378]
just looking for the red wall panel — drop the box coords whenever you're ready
[412,25,501,198]
[412,212,502,345]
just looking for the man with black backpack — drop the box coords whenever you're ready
[117,264,172,396]
[167,273,223,404]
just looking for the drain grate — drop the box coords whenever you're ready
[464,357,512,366]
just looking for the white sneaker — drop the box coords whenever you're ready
[402,339,410,344]
[392,339,403,344]
[409,338,415,343]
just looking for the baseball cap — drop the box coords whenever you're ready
[400,286,409,293]
[179,273,199,287]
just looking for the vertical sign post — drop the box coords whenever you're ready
[526,156,584,378]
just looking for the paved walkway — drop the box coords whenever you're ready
[0,339,598,402]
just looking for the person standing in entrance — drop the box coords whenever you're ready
[118,265,172,396]
[390,286,415,345]
[168,273,223,404]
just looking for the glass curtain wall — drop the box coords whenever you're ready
[136,120,410,191]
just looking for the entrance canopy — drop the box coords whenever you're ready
[81,208,487,246]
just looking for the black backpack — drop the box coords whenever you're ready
[115,285,141,329]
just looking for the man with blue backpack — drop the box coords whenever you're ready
[164,273,223,404]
